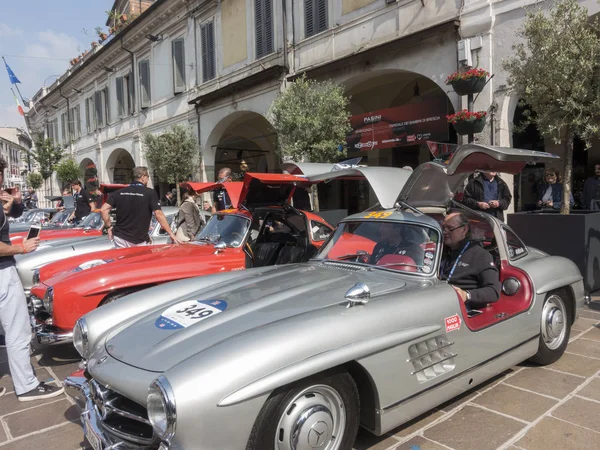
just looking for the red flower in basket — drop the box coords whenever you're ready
[445,68,489,85]
[446,110,487,124]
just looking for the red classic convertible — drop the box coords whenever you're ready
[28,174,334,345]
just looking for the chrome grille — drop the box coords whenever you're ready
[89,380,154,445]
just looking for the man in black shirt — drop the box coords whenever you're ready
[212,167,232,213]
[69,179,94,224]
[368,222,424,266]
[440,212,500,309]
[100,166,179,248]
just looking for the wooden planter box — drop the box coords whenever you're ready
[507,211,600,293]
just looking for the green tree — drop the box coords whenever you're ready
[27,172,43,190]
[55,157,83,187]
[269,74,352,210]
[503,0,600,214]
[32,134,64,195]
[142,125,198,205]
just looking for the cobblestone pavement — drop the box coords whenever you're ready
[1,304,599,450]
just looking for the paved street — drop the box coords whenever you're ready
[1,304,599,450]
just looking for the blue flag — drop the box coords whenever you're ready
[3,59,21,85]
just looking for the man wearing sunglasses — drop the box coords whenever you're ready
[440,212,500,310]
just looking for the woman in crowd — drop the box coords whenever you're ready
[175,188,203,242]
[537,168,574,210]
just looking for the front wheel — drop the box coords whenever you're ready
[246,372,359,450]
[529,291,571,365]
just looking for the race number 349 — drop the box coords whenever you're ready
[445,314,461,333]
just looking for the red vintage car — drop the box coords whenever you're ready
[29,174,334,345]
[10,184,127,245]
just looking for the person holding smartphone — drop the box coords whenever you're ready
[0,157,64,401]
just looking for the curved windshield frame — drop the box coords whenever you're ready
[49,210,70,225]
[80,212,103,229]
[194,213,251,248]
[315,220,441,276]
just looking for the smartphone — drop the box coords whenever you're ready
[26,225,41,240]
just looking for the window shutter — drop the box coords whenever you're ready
[139,60,151,108]
[172,39,186,93]
[305,0,327,37]
[207,22,215,80]
[316,0,327,33]
[255,0,264,58]
[103,87,110,123]
[256,0,273,58]
[201,22,216,82]
[264,0,273,55]
[94,91,103,128]
[127,74,135,114]
[116,77,124,117]
[305,0,314,37]
[75,105,81,137]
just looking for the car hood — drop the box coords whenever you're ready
[43,242,225,286]
[105,263,412,372]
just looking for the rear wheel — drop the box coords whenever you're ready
[246,371,359,450]
[529,291,571,365]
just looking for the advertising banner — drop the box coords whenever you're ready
[346,97,449,151]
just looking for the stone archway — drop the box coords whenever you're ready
[204,111,277,181]
[324,69,457,213]
[105,148,135,184]
[78,158,97,192]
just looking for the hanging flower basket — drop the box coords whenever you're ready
[445,68,489,96]
[447,110,487,135]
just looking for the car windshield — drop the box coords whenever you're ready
[23,210,39,222]
[315,220,440,275]
[80,212,103,229]
[49,210,69,225]
[194,213,250,247]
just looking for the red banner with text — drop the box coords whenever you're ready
[346,97,449,151]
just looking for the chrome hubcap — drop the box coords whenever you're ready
[541,295,567,350]
[275,385,346,450]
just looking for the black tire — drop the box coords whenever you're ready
[99,286,147,306]
[529,290,572,365]
[246,371,360,450]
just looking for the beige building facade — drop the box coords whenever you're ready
[26,0,600,211]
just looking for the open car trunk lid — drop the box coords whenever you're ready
[398,144,560,207]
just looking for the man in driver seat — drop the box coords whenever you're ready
[440,212,500,309]
[369,222,424,266]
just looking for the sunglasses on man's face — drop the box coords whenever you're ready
[442,224,465,233]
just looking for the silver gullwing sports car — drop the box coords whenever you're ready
[65,144,584,450]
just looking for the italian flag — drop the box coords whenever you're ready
[13,91,24,116]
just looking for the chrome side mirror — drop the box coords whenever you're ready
[345,282,370,308]
[213,242,227,254]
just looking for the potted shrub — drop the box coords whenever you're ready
[445,68,489,96]
[91,41,99,48]
[120,14,128,23]
[99,32,108,41]
[446,110,487,135]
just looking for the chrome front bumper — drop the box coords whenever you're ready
[65,376,154,450]
[29,314,73,345]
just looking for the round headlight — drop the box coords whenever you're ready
[32,269,40,285]
[147,375,176,442]
[43,287,54,315]
[73,318,88,357]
